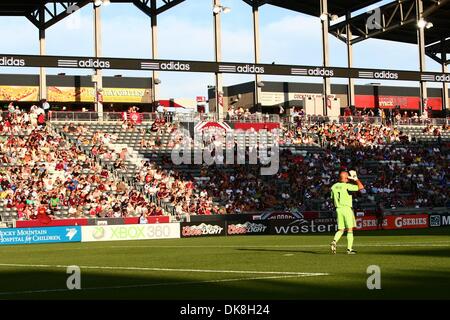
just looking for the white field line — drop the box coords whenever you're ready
[0,274,322,296]
[104,241,450,249]
[0,263,329,277]
[1,241,449,252]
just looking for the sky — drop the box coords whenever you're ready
[0,0,445,99]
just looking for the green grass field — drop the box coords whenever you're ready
[0,228,449,300]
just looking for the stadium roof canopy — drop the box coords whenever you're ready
[0,1,187,29]
[2,1,448,43]
[0,1,447,113]
[327,0,450,45]
[244,0,382,17]
[0,0,382,17]
[0,0,448,63]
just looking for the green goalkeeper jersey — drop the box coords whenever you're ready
[331,182,359,208]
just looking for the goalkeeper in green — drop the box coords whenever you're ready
[330,170,365,254]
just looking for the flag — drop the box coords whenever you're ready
[129,112,143,124]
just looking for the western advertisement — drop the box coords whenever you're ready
[268,218,337,235]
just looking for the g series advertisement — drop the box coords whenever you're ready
[222,215,430,235]
[355,215,429,231]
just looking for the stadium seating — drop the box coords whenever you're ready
[1,109,448,224]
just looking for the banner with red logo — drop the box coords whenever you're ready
[355,95,442,110]
[196,96,206,103]
[180,222,225,238]
[129,112,143,124]
[356,215,429,231]
[227,221,271,236]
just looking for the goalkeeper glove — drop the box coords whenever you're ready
[349,170,358,181]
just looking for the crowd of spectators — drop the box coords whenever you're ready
[275,144,448,211]
[62,116,450,215]
[0,108,168,221]
[341,106,435,125]
[226,106,279,122]
[67,120,218,220]
[175,121,449,213]
[1,105,448,222]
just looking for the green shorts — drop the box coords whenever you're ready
[336,207,355,230]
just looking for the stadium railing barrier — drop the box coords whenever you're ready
[46,111,448,126]
[47,111,219,123]
[47,112,283,123]
[281,115,449,126]
[225,114,281,123]
[48,111,162,123]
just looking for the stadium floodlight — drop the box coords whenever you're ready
[418,19,433,29]
[320,13,338,22]
[320,13,328,21]
[94,0,110,7]
[213,5,231,14]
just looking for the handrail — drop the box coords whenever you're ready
[281,115,449,126]
[46,111,449,126]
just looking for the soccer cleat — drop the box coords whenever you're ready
[330,241,337,254]
[347,249,357,255]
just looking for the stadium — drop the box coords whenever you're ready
[0,0,449,306]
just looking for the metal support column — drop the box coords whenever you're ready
[442,44,449,113]
[253,2,262,112]
[151,0,159,107]
[346,13,355,107]
[320,0,331,116]
[39,8,47,100]
[213,0,224,120]
[417,0,427,115]
[94,3,103,116]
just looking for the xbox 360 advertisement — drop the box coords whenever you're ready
[81,223,180,242]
